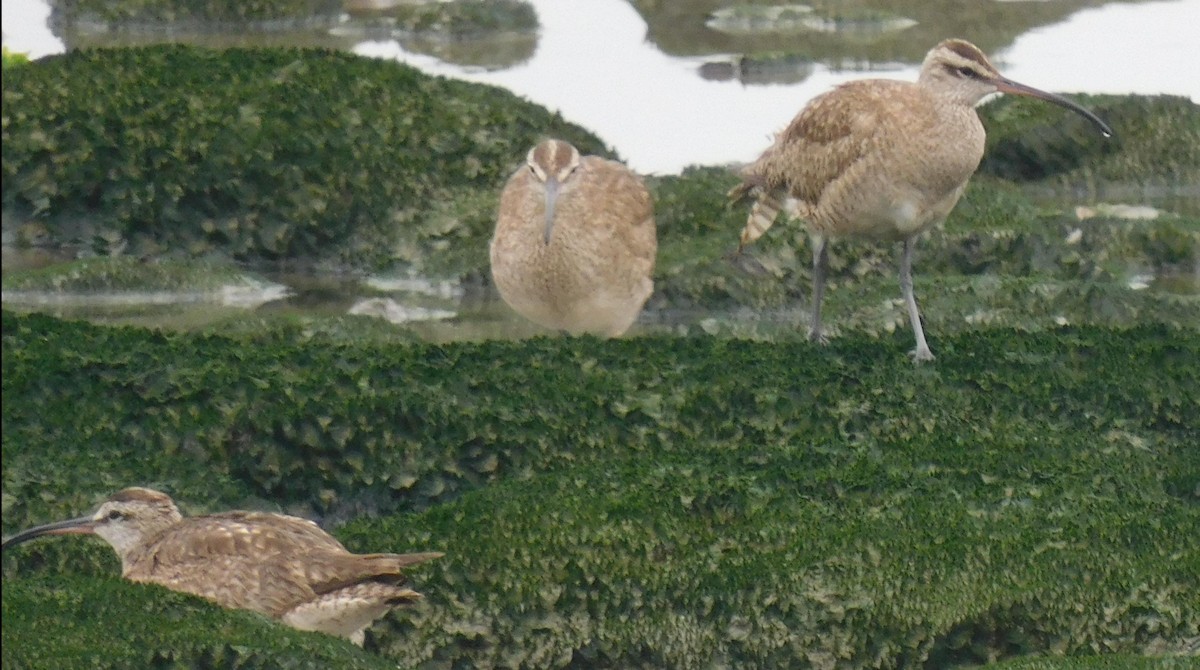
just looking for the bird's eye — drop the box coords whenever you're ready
[106,510,123,521]
[956,66,978,79]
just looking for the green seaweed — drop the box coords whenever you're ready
[2,310,1197,668]
[979,94,1200,188]
[1,46,606,268]
[52,0,339,24]
[1,574,398,669]
[1,257,258,292]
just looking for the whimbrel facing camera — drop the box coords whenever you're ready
[731,39,1112,361]
[2,488,442,645]
[490,139,657,337]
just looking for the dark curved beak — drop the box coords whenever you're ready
[543,177,561,245]
[2,515,96,550]
[991,76,1113,138]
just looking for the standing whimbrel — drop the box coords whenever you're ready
[731,39,1112,361]
[490,139,657,337]
[2,487,442,646]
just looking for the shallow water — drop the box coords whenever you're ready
[3,0,1198,174]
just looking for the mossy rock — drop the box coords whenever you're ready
[2,46,31,69]
[1,573,398,669]
[374,0,537,37]
[647,166,1199,316]
[0,257,263,293]
[982,655,1200,669]
[984,657,1200,667]
[200,311,428,344]
[978,94,1200,188]
[5,308,1197,523]
[4,161,1195,336]
[3,315,1197,667]
[50,0,343,28]
[1,45,606,268]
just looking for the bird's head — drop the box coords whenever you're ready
[2,487,182,560]
[525,139,582,244]
[920,39,1112,137]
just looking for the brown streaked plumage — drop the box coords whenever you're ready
[490,139,657,337]
[1,487,442,646]
[731,38,1112,361]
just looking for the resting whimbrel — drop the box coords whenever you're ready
[490,139,657,337]
[2,487,442,645]
[731,39,1112,361]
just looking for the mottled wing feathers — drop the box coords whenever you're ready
[775,83,882,204]
[732,80,942,249]
[138,513,347,564]
[580,156,656,270]
[304,551,444,598]
[129,513,441,616]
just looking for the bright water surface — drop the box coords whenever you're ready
[5,0,1199,173]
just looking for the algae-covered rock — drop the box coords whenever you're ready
[978,94,1200,188]
[52,0,341,26]
[983,655,1200,670]
[362,0,537,37]
[1,257,267,293]
[2,46,30,69]
[1,574,399,668]
[1,45,606,268]
[3,310,1197,668]
[3,39,1194,293]
[706,4,917,39]
[342,0,539,70]
[647,166,1199,324]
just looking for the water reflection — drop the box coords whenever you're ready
[697,53,815,86]
[703,4,919,39]
[356,0,1199,174]
[4,0,1197,173]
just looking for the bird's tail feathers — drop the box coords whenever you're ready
[383,551,443,570]
[727,180,755,205]
[359,551,443,580]
[738,189,784,252]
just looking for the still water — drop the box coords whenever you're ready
[4,0,1199,173]
[356,0,1200,173]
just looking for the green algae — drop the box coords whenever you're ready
[2,310,1197,667]
[979,94,1200,189]
[1,45,606,268]
[1,574,398,669]
[1,257,259,293]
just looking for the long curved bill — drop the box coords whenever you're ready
[2,515,96,550]
[992,77,1113,138]
[543,177,561,245]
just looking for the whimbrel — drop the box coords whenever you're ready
[1,487,442,645]
[730,39,1112,361]
[490,139,657,337]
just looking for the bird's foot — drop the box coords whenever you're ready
[908,347,935,363]
[808,328,829,346]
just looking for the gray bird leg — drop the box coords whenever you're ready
[809,235,829,344]
[900,237,933,362]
